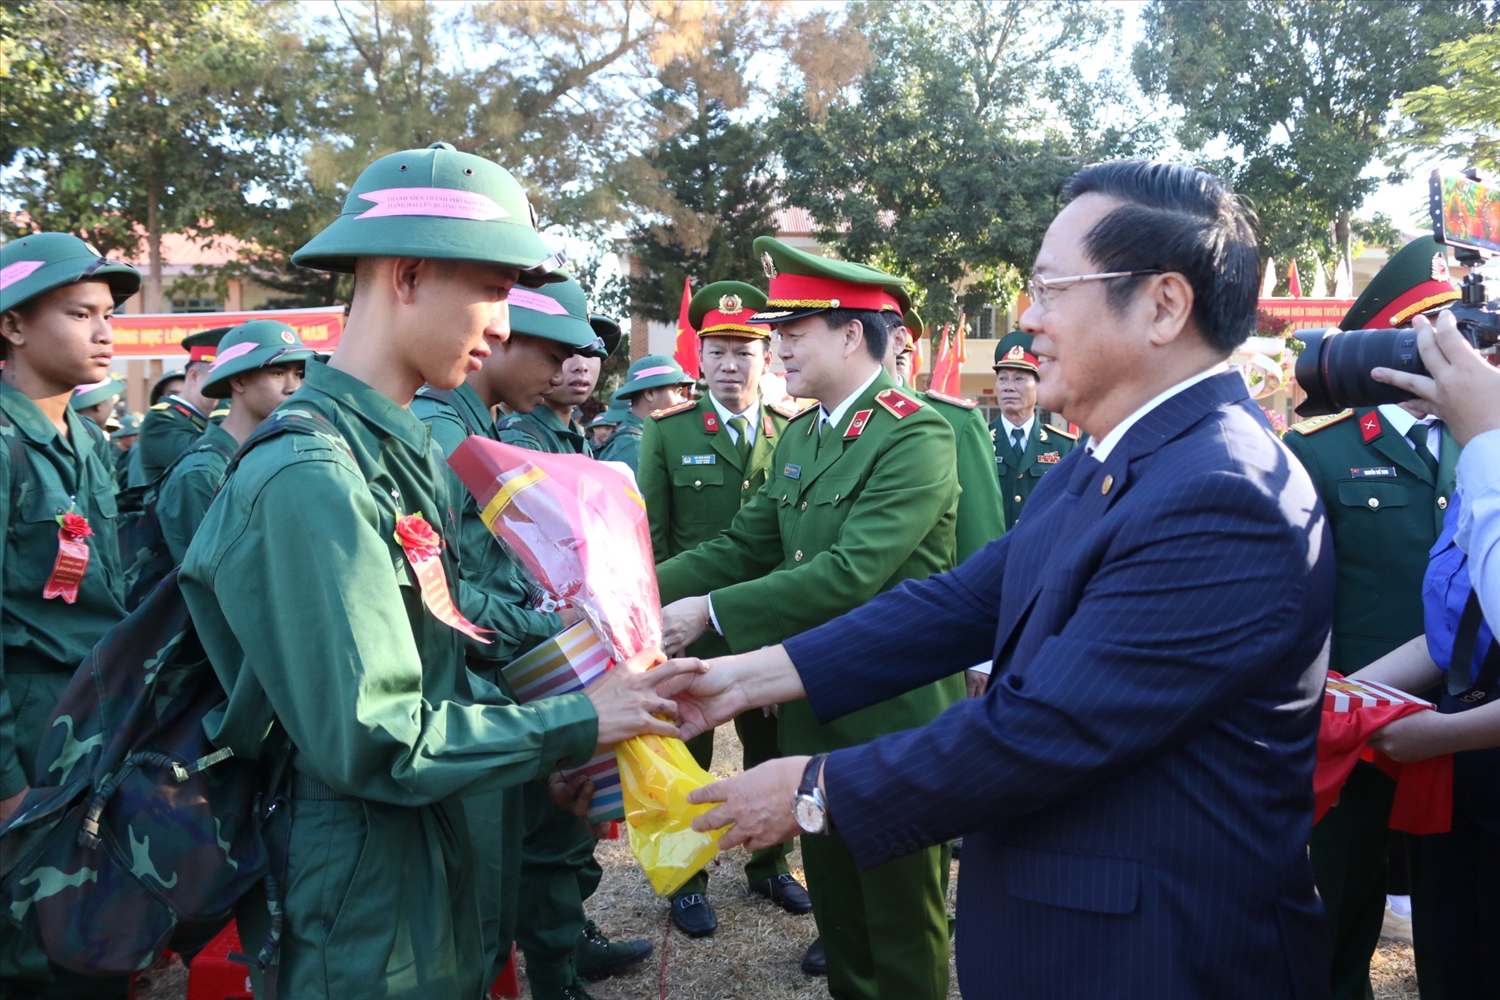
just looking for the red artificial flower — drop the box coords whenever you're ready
[394,513,443,561]
[58,512,92,542]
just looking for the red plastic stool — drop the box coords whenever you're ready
[488,943,520,999]
[187,921,253,1000]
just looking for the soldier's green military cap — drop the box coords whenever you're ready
[292,142,565,283]
[689,281,772,338]
[150,369,187,404]
[613,354,695,400]
[508,278,605,352]
[902,306,925,339]
[589,405,627,429]
[994,331,1039,373]
[0,233,141,311]
[202,320,316,398]
[749,236,908,324]
[70,377,126,411]
[180,326,234,363]
[588,314,623,359]
[115,412,143,438]
[1339,235,1460,331]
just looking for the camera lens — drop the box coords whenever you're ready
[1293,328,1421,417]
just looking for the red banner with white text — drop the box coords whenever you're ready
[1257,298,1356,331]
[108,307,344,358]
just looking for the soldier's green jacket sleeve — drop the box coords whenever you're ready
[183,450,598,805]
[657,412,958,652]
[598,428,641,473]
[157,459,221,565]
[952,406,1006,562]
[638,418,671,561]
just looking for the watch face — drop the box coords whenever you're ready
[794,794,825,834]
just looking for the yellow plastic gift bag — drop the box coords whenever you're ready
[616,733,730,896]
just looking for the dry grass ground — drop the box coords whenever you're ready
[139,723,1422,999]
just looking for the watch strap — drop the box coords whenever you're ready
[799,754,828,798]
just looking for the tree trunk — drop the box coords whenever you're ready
[145,167,164,313]
[1334,208,1352,294]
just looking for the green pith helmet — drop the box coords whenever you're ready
[903,306,925,339]
[115,412,143,437]
[589,405,626,429]
[749,235,908,325]
[291,142,564,282]
[993,331,1039,373]
[588,314,623,359]
[614,354,694,400]
[150,369,187,404]
[180,326,234,363]
[202,320,315,398]
[507,278,602,351]
[1339,235,1461,331]
[70,377,126,411]
[689,281,771,339]
[0,233,141,311]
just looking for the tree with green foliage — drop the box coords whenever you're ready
[771,0,1161,324]
[1135,0,1497,288]
[0,0,300,311]
[1395,29,1500,172]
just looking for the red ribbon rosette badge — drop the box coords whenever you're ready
[43,512,93,604]
[394,513,492,643]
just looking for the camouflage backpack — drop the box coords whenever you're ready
[0,408,348,977]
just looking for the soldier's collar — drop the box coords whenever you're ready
[0,380,74,445]
[303,360,430,452]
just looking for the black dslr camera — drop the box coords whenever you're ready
[1293,168,1500,417]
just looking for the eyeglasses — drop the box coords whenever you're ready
[1027,269,1165,311]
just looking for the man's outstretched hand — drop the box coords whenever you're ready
[654,658,749,741]
[584,648,706,748]
[688,756,809,852]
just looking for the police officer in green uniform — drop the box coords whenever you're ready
[656,236,961,1000]
[178,142,688,1000]
[111,412,141,493]
[1,232,141,999]
[594,355,694,472]
[1285,235,1462,1000]
[989,331,1078,527]
[637,280,812,937]
[155,321,314,564]
[134,326,230,483]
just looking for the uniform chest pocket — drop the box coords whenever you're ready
[1029,464,1048,478]
[809,476,859,507]
[1337,481,1409,512]
[92,483,118,521]
[671,466,724,491]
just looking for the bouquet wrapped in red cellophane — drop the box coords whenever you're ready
[448,438,726,894]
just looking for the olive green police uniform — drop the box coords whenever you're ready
[636,280,802,910]
[1287,235,1462,1000]
[1,233,140,998]
[656,237,961,1000]
[988,333,1077,527]
[595,356,695,472]
[919,391,1005,561]
[180,143,599,1000]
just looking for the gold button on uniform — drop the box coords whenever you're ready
[801,501,808,510]
[1101,474,1114,495]
[1014,495,1023,503]
[1368,497,1380,509]
[794,550,804,562]
[743,480,750,489]
[694,480,702,488]
[1438,496,1448,509]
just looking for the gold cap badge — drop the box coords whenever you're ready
[761,251,778,279]
[718,293,743,315]
[1007,345,1025,360]
[1431,253,1451,283]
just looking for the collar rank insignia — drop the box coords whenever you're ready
[844,409,873,439]
[1038,427,1049,442]
[1359,411,1382,443]
[875,387,923,418]
[703,410,720,434]
[719,293,743,315]
[926,390,977,409]
[762,412,775,437]
[783,463,801,480]
[1038,451,1061,464]
[649,399,696,420]
[1351,467,1396,478]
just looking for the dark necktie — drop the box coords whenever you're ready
[1011,426,1027,461]
[728,415,751,466]
[1408,421,1439,478]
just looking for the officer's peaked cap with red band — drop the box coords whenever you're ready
[179,326,233,364]
[993,331,1039,373]
[749,236,908,325]
[690,281,772,339]
[1340,235,1460,331]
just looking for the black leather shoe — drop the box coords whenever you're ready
[801,937,827,976]
[750,873,813,914]
[670,892,718,938]
[575,920,652,980]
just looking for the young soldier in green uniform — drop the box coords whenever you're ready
[494,296,614,457]
[155,320,314,564]
[178,142,691,1000]
[989,331,1078,527]
[68,377,126,480]
[1,232,140,999]
[1285,235,1462,1000]
[111,412,141,493]
[637,280,811,937]
[135,326,229,483]
[656,236,961,1000]
[587,406,623,450]
[594,355,694,472]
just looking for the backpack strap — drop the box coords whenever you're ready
[499,413,549,450]
[417,384,490,438]
[226,406,353,481]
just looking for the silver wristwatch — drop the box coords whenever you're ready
[794,754,829,835]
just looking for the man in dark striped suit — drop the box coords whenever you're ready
[662,160,1336,1000]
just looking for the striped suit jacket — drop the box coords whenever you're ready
[785,372,1335,1000]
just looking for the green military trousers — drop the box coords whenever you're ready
[2,665,130,1000]
[677,707,791,898]
[515,777,602,990]
[801,830,950,1000]
[464,784,524,987]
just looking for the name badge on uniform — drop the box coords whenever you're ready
[783,463,802,480]
[1350,467,1397,479]
[681,454,717,465]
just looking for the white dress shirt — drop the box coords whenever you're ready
[997,414,1035,453]
[820,364,884,432]
[710,392,758,447]
[1086,364,1229,463]
[1376,404,1442,465]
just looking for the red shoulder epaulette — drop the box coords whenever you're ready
[924,390,977,409]
[1288,409,1355,436]
[875,388,923,419]
[650,400,697,420]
